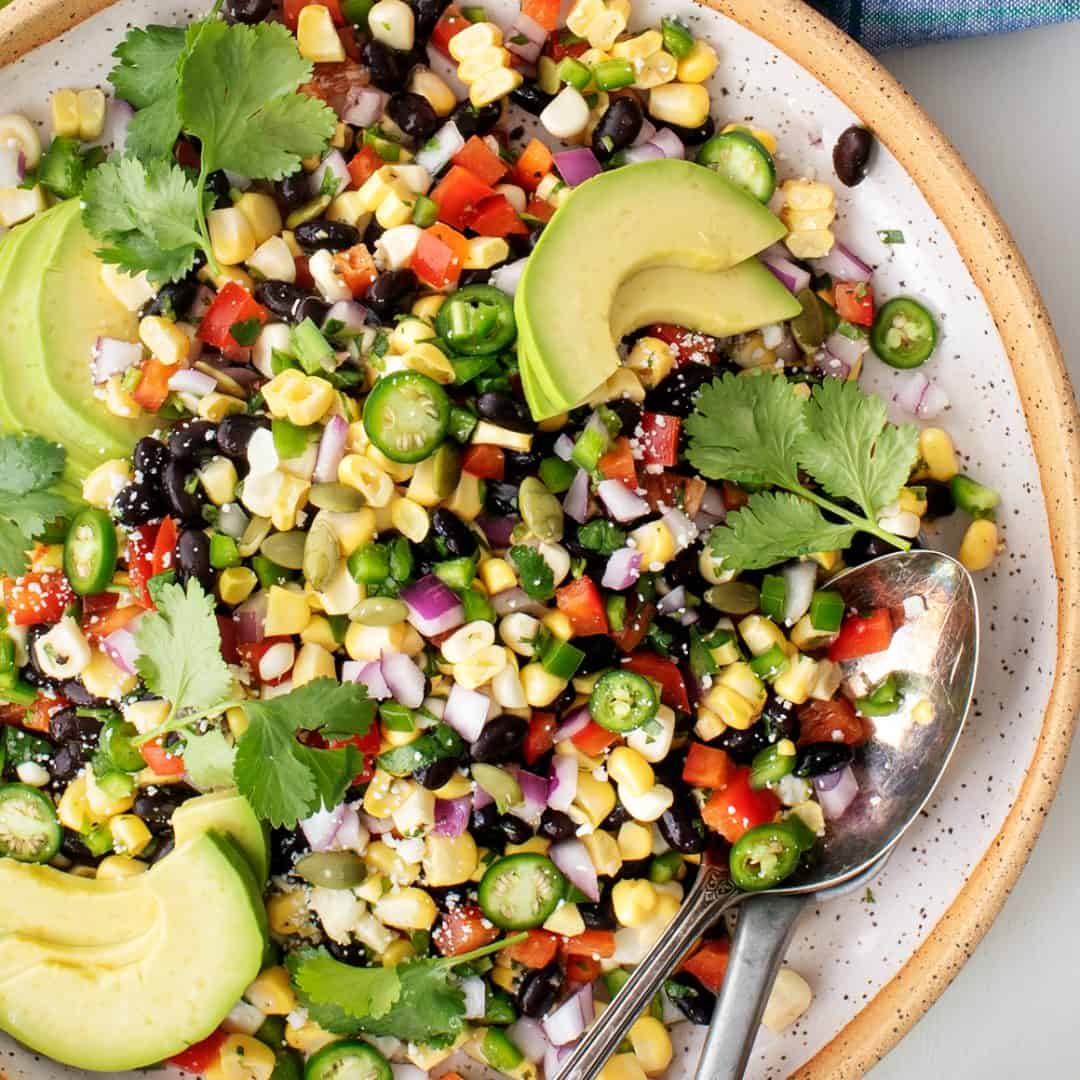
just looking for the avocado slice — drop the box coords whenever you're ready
[0,200,155,486]
[515,160,789,418]
[172,789,270,885]
[0,832,266,1071]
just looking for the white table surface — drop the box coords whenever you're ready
[864,22,1080,1079]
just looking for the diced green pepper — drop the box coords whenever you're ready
[808,589,845,633]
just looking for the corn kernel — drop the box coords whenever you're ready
[338,454,394,507]
[628,519,676,569]
[464,235,511,270]
[676,40,718,83]
[284,1019,337,1054]
[291,642,336,687]
[82,648,138,700]
[607,746,654,798]
[267,890,311,936]
[574,770,617,826]
[409,67,457,116]
[218,566,257,606]
[209,206,258,266]
[918,426,959,482]
[74,87,108,139]
[647,82,710,129]
[479,557,515,594]
[449,20,503,59]
[470,67,523,108]
[541,610,574,641]
[374,886,438,930]
[199,392,247,422]
[762,967,813,1032]
[109,814,152,856]
[617,821,653,861]
[597,1056,648,1080]
[629,1015,673,1074]
[390,496,430,543]
[265,585,312,637]
[581,829,622,876]
[721,122,778,153]
[103,373,141,419]
[520,662,568,708]
[235,192,283,246]
[57,774,91,832]
[423,831,479,886]
[297,5,346,61]
[389,317,436,353]
[243,966,297,1015]
[96,855,147,880]
[634,50,677,90]
[958,518,999,572]
[625,336,674,389]
[699,684,757,730]
[368,0,415,51]
[378,937,415,967]
[82,458,131,509]
[612,29,662,61]
[402,342,455,385]
[212,1034,277,1080]
[50,89,80,137]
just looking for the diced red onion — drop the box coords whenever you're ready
[391,1065,428,1080]
[508,1018,551,1064]
[358,811,394,834]
[301,803,348,851]
[621,143,665,165]
[632,118,658,146]
[444,682,490,743]
[825,329,870,368]
[0,144,23,186]
[563,468,591,524]
[492,586,547,617]
[401,574,465,636]
[92,337,143,384]
[814,350,850,381]
[235,592,268,644]
[472,784,493,811]
[507,11,547,62]
[602,547,641,591]
[168,368,217,397]
[462,976,488,1020]
[554,705,591,743]
[323,300,370,335]
[679,607,700,627]
[491,256,528,297]
[891,371,949,418]
[814,765,859,819]
[554,147,602,187]
[782,560,817,625]
[342,86,390,128]
[381,651,426,708]
[95,98,133,152]
[544,1042,573,1080]
[917,380,950,418]
[102,627,140,675]
[309,150,351,198]
[597,479,650,523]
[476,514,518,548]
[661,508,698,552]
[543,983,594,1045]
[761,254,811,296]
[342,659,392,699]
[650,127,685,160]
[774,330,799,365]
[509,768,548,825]
[657,585,687,616]
[547,755,578,812]
[554,434,575,461]
[700,485,727,520]
[434,795,472,837]
[415,120,465,174]
[190,285,216,321]
[313,414,349,484]
[810,241,873,284]
[334,805,365,851]
[550,838,599,901]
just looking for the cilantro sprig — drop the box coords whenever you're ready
[0,434,74,577]
[686,374,918,570]
[508,545,555,601]
[84,13,335,282]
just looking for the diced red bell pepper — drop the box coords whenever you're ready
[429,166,497,231]
[833,281,875,327]
[168,1029,229,1073]
[412,224,469,289]
[327,724,381,786]
[701,767,781,844]
[140,737,186,777]
[523,0,560,31]
[556,575,609,636]
[82,594,141,640]
[132,357,173,412]
[197,282,269,357]
[722,481,749,510]
[570,720,618,757]
[513,138,555,191]
[465,194,528,237]
[598,436,636,487]
[347,144,383,189]
[151,516,177,578]
[682,742,733,790]
[26,693,68,733]
[524,196,555,223]
[2,572,76,626]
[547,30,589,62]
[563,952,603,984]
[462,443,506,480]
[639,474,707,518]
[623,651,690,712]
[828,608,893,662]
[453,135,510,186]
[333,245,378,296]
[524,711,557,765]
[638,411,681,468]
[217,615,240,666]
[612,597,655,654]
[126,523,159,609]
[647,323,719,365]
[433,903,501,956]
[430,3,470,57]
[283,0,345,30]
[236,636,294,687]
[337,24,361,61]
[294,254,315,291]
[682,938,730,993]
[561,929,616,958]
[505,929,559,968]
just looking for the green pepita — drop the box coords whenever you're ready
[518,475,564,542]
[308,482,367,512]
[238,515,272,558]
[303,518,341,591]
[705,581,762,615]
[260,530,307,570]
[293,851,368,889]
[350,597,409,626]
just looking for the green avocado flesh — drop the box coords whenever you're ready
[0,832,266,1071]
[0,200,155,487]
[172,788,271,885]
[515,159,790,418]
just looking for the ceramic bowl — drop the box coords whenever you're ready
[0,0,1077,1076]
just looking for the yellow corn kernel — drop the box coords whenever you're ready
[403,342,455,385]
[453,644,509,689]
[431,772,471,800]
[96,855,147,880]
[625,336,675,389]
[783,177,835,211]
[82,458,131,509]
[226,706,249,739]
[919,427,959,482]
[209,206,258,266]
[722,122,778,153]
[262,367,303,417]
[210,1034,276,1080]
[338,454,394,507]
[293,378,336,427]
[123,699,170,736]
[588,366,645,408]
[57,774,91,832]
[234,192,283,247]
[597,1056,648,1080]
[612,879,658,928]
[345,621,414,661]
[629,1016,673,1074]
[574,771,617,826]
[327,192,372,233]
[676,40,718,83]
[634,50,677,89]
[300,615,338,651]
[464,236,511,270]
[366,444,416,483]
[50,89,80,137]
[408,67,457,116]
[109,814,152,856]
[607,746,654,798]
[520,662,568,708]
[958,518,999,572]
[82,648,138,700]
[628,519,676,570]
[375,188,415,229]
[699,684,757,731]
[582,829,622,877]
[244,966,297,1016]
[480,557,516,594]
[266,890,310,936]
[738,614,787,657]
[423,831,480,886]
[265,585,312,636]
[218,566,257,606]
[137,314,187,367]
[537,54,560,95]
[411,294,445,320]
[785,227,835,260]
[390,317,436,353]
[291,642,336,687]
[319,508,377,555]
[103,373,141,419]
[540,900,584,938]
[458,45,512,83]
[355,167,398,212]
[374,886,438,930]
[201,264,256,292]
[617,821,652,861]
[447,472,484,521]
[284,1020,337,1054]
[390,496,430,543]
[612,29,662,61]
[197,456,237,508]
[541,610,574,641]
[584,0,629,48]
[297,4,346,61]
[762,967,813,1032]
[449,20,503,60]
[470,66,523,108]
[198,391,247,422]
[647,82,710,129]
[270,474,311,532]
[363,771,407,819]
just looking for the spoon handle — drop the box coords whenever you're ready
[694,892,808,1080]
[557,864,743,1079]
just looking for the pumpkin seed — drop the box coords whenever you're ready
[294,852,367,889]
[260,530,307,569]
[309,482,367,513]
[238,515,272,558]
[518,475,564,542]
[303,517,341,591]
[705,581,761,615]
[350,597,409,626]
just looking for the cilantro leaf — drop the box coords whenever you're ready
[0,434,66,496]
[576,519,627,555]
[288,949,402,1022]
[178,21,336,181]
[108,25,188,159]
[0,434,72,576]
[509,545,555,601]
[709,492,856,571]
[230,317,261,347]
[685,372,805,488]
[134,578,234,722]
[0,521,30,579]
[797,378,919,520]
[181,727,236,789]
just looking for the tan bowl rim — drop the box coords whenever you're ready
[2,0,1079,1075]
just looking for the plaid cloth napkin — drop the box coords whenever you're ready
[810,0,1080,51]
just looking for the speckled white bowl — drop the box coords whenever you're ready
[0,0,1077,1077]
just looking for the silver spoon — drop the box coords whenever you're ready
[556,549,979,1080]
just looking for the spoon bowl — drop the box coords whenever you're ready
[556,549,979,1079]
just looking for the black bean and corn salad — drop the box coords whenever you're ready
[0,0,1003,1076]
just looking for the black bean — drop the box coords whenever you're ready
[293,219,361,252]
[362,39,407,91]
[48,706,102,745]
[224,0,272,23]
[111,482,165,526]
[141,278,198,321]
[485,481,518,517]
[578,897,616,930]
[921,480,956,521]
[795,742,854,778]
[50,742,92,782]
[163,460,202,524]
[60,829,104,867]
[458,269,492,287]
[255,280,316,322]
[168,420,219,463]
[471,715,528,764]
[415,756,459,790]
[364,269,419,320]
[326,939,370,966]
[217,414,269,459]
[133,785,196,833]
[387,92,440,142]
[362,218,386,249]
[177,529,213,592]
[205,169,232,209]
[510,82,553,116]
[431,508,478,557]
[658,792,706,854]
[270,827,310,876]
[509,224,544,260]
[517,963,562,1018]
[276,171,311,211]
[149,830,175,864]
[574,635,620,675]
[664,543,705,592]
[500,814,533,844]
[844,531,904,566]
[591,96,644,160]
[499,447,541,486]
[411,0,449,38]
[761,695,799,744]
[538,808,576,842]
[470,803,505,850]
[604,398,642,434]
[24,625,58,690]
[710,723,771,764]
[428,884,474,912]
[654,114,715,146]
[645,363,716,418]
[477,391,534,433]
[58,679,107,708]
[133,437,170,483]
[833,125,874,188]
[666,972,716,1025]
[602,803,631,831]
[452,100,501,139]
